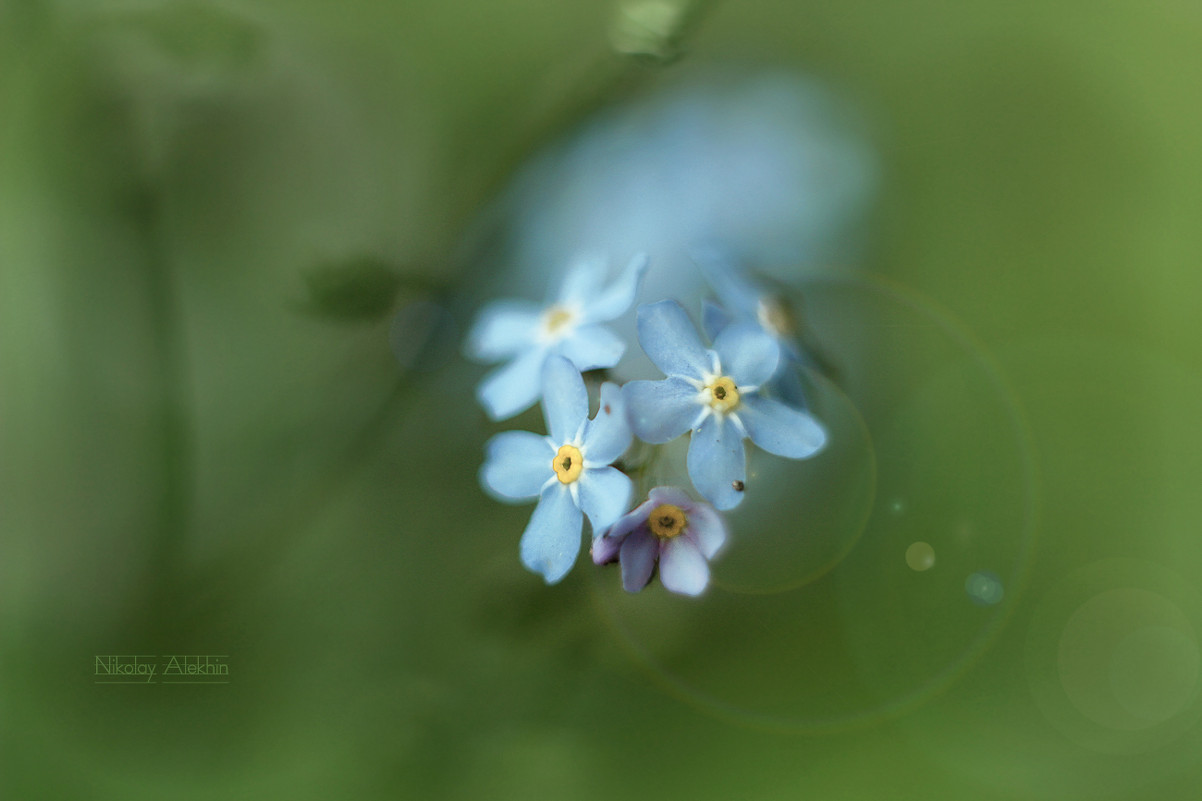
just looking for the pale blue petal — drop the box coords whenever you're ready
[581,382,631,465]
[687,415,746,511]
[556,254,608,306]
[660,537,709,596]
[582,252,648,323]
[738,395,827,458]
[683,503,727,559]
[520,484,584,584]
[541,355,589,444]
[620,528,659,592]
[476,346,546,420]
[577,466,632,531]
[636,300,710,378]
[624,377,702,444]
[693,248,760,319]
[480,431,554,500]
[591,533,623,565]
[779,337,805,366]
[713,323,779,388]
[557,324,625,371]
[770,360,811,410]
[702,299,732,342]
[464,300,542,362]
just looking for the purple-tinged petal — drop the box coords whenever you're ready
[659,537,709,596]
[480,431,554,500]
[683,503,727,559]
[624,377,703,444]
[520,483,584,584]
[591,534,623,565]
[581,252,648,323]
[541,355,589,444]
[605,498,655,542]
[576,466,632,531]
[738,395,826,458]
[636,300,710,378]
[713,323,779,388]
[687,415,746,511]
[557,324,625,371]
[465,300,542,362]
[476,346,546,420]
[648,486,694,509]
[582,382,631,465]
[620,528,659,592]
[702,299,733,342]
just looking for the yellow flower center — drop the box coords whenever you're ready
[705,376,740,413]
[542,305,576,338]
[648,504,687,539]
[756,297,795,337]
[552,444,584,484]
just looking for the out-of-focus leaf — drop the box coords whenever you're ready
[302,256,406,323]
[94,2,269,86]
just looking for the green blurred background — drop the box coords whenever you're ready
[3,1,1201,799]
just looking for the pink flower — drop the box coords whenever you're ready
[591,487,727,596]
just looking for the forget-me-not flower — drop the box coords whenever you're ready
[623,300,826,510]
[693,249,800,353]
[694,249,813,409]
[480,355,633,584]
[466,253,647,420]
[592,487,727,596]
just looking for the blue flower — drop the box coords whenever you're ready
[465,253,647,420]
[591,487,727,596]
[693,249,800,352]
[480,355,634,584]
[623,300,826,510]
[693,248,813,409]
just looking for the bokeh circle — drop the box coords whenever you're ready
[1026,558,1202,754]
[591,270,1038,731]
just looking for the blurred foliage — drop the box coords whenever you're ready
[101,3,269,77]
[302,256,405,322]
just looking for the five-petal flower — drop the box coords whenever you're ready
[465,253,647,420]
[591,487,727,596]
[623,300,826,510]
[480,355,633,584]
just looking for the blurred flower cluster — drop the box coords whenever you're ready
[454,66,876,596]
[468,252,828,595]
[489,70,877,337]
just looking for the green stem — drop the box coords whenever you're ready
[447,0,723,255]
[133,179,193,629]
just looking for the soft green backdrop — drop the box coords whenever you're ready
[3,1,1200,799]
